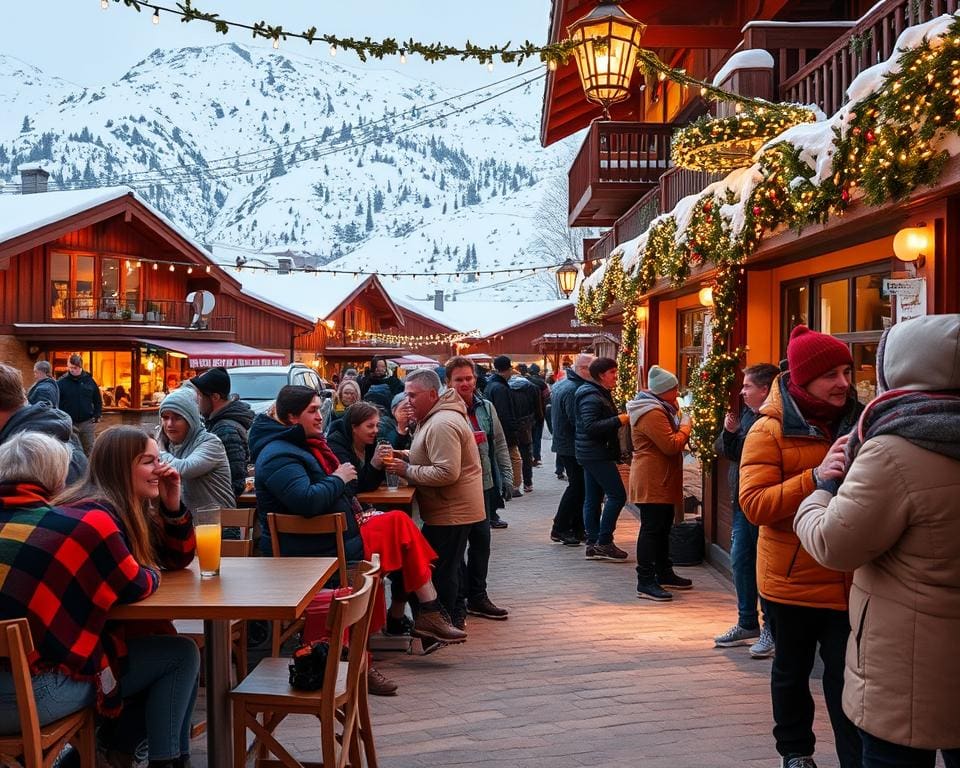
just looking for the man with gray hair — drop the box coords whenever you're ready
[0,363,87,484]
[548,353,594,546]
[388,368,486,629]
[27,361,59,408]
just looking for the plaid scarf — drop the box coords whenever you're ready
[0,483,161,714]
[848,389,960,461]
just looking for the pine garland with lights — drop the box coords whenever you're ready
[576,15,960,459]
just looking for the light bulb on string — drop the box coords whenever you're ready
[152,263,158,271]
[273,38,280,50]
[152,8,159,24]
[399,50,407,64]
[329,44,337,57]
[487,61,494,73]
[169,264,175,272]
[205,265,211,273]
[547,58,557,72]
[100,0,108,9]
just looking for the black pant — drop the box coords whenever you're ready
[457,518,491,605]
[861,730,960,768]
[421,523,471,616]
[765,600,862,768]
[532,420,544,461]
[635,503,675,582]
[518,442,534,486]
[553,455,586,537]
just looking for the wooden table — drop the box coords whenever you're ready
[111,557,337,768]
[237,490,256,507]
[356,485,416,510]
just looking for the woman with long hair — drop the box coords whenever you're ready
[56,426,199,768]
[324,379,361,433]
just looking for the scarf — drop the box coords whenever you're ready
[848,389,960,461]
[787,377,846,438]
[305,435,341,475]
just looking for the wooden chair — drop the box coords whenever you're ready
[0,619,97,768]
[230,556,382,768]
[266,512,349,658]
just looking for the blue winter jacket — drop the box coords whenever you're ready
[574,379,622,463]
[550,369,588,457]
[248,413,363,561]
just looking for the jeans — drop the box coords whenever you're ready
[75,418,96,456]
[860,729,960,768]
[421,523,471,616]
[553,455,586,537]
[765,600,862,768]
[580,459,625,545]
[0,635,199,761]
[532,420,544,462]
[730,505,762,630]
[518,442,534,487]
[635,503,675,582]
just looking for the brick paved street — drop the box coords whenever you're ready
[193,460,842,767]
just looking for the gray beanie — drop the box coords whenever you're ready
[391,392,407,411]
[647,365,679,396]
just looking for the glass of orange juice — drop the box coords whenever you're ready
[195,506,222,578]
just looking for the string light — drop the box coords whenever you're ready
[329,44,336,57]
[272,37,280,49]
[487,62,494,72]
[100,0,108,9]
[399,50,407,65]
[152,8,159,24]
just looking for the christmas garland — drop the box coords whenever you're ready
[577,15,960,459]
[672,106,818,172]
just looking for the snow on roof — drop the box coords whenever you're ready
[394,296,573,338]
[0,186,132,245]
[16,162,50,173]
[712,49,775,87]
[230,267,370,323]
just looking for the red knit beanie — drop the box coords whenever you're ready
[786,325,854,386]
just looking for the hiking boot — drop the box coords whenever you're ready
[782,756,818,768]
[590,542,629,561]
[367,666,398,696]
[657,570,693,590]
[383,614,414,637]
[466,595,509,620]
[413,609,467,644]
[636,582,673,602]
[490,516,508,529]
[714,624,761,647]
[749,625,776,658]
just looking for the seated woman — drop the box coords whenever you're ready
[0,429,199,768]
[114,385,131,408]
[248,386,466,651]
[323,379,361,434]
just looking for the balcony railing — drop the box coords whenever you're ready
[53,296,235,332]
[779,0,959,116]
[659,167,726,215]
[568,121,674,227]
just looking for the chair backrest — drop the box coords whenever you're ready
[0,619,43,764]
[266,512,349,586]
[219,507,256,557]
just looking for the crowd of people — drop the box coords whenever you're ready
[0,312,957,768]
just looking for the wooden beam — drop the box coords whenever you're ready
[640,25,742,49]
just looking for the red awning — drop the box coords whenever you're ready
[138,338,284,368]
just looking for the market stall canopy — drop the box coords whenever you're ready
[464,353,493,363]
[138,338,284,368]
[389,354,439,369]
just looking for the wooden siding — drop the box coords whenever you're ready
[462,305,580,360]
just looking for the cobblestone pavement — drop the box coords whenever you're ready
[192,459,843,767]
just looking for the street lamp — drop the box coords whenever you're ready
[568,1,646,118]
[556,258,580,298]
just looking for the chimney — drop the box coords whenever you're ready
[277,257,292,275]
[433,289,444,312]
[19,164,49,194]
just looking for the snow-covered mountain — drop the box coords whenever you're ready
[0,44,580,301]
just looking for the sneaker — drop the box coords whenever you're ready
[413,610,467,644]
[714,624,761,647]
[561,532,582,547]
[450,606,467,631]
[636,582,673,602]
[584,544,599,559]
[590,542,629,561]
[523,484,534,493]
[511,488,523,498]
[466,595,509,620]
[490,517,508,529]
[550,528,565,543]
[367,666,398,696]
[749,625,776,658]
[550,528,580,546]
[657,571,693,590]
[383,614,414,637]
[782,756,818,768]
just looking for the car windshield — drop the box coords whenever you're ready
[230,372,287,400]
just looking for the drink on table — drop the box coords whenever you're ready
[378,438,400,490]
[195,506,222,577]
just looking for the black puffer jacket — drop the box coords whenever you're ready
[205,397,255,500]
[550,369,587,457]
[325,418,386,495]
[574,380,622,463]
[0,403,87,484]
[27,378,59,408]
[483,372,516,443]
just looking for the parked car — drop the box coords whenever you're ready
[227,364,323,414]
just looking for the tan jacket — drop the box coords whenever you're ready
[626,397,690,506]
[795,435,960,749]
[405,388,485,526]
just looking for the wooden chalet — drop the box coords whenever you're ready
[541,0,960,563]
[0,170,313,428]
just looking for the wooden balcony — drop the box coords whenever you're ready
[568,121,674,228]
[777,0,959,117]
[53,296,235,332]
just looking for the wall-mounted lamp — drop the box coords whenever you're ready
[698,285,714,307]
[635,305,649,323]
[893,223,929,267]
[556,258,580,298]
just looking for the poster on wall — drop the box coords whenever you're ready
[884,278,927,322]
[702,312,714,355]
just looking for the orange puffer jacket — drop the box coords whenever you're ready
[739,375,862,610]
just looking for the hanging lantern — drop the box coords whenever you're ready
[567,2,646,117]
[556,258,580,298]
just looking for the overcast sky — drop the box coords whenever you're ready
[5,1,553,89]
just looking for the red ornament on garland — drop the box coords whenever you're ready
[865,129,876,143]
[752,205,762,216]
[700,370,709,381]
[841,188,850,201]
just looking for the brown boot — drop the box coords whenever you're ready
[367,665,398,696]
[413,609,467,644]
